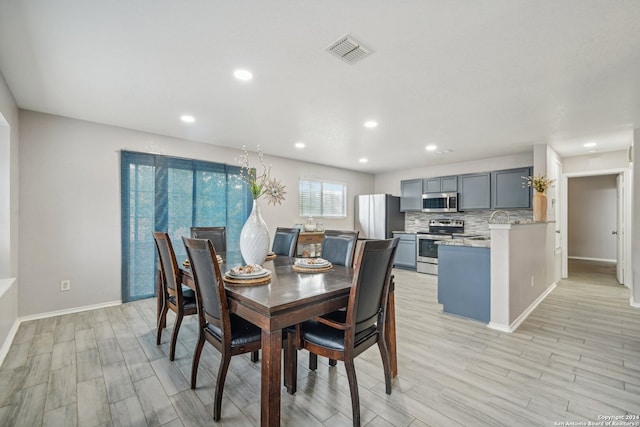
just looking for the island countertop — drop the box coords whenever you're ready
[436,237,491,248]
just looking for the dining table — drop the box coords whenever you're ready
[157,253,397,427]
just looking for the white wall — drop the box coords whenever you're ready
[18,111,374,317]
[563,150,630,174]
[633,130,639,306]
[374,152,533,195]
[0,71,20,364]
[567,175,617,261]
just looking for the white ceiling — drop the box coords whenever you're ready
[1,1,638,173]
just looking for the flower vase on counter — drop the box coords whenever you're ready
[240,199,270,265]
[532,192,547,222]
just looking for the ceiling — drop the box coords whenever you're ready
[1,1,639,173]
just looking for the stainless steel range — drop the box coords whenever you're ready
[416,219,464,275]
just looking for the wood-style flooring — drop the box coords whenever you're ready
[1,260,638,426]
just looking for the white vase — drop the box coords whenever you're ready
[240,199,270,266]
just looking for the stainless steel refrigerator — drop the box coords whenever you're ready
[354,194,405,239]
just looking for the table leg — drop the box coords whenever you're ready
[385,278,397,377]
[261,329,282,427]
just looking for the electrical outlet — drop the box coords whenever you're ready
[60,280,71,291]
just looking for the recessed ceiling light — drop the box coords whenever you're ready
[359,158,368,163]
[295,142,305,149]
[584,142,597,148]
[234,69,253,81]
[363,121,378,128]
[425,145,438,151]
[180,115,195,123]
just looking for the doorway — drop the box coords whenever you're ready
[562,169,630,288]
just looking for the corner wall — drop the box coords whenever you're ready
[0,70,20,365]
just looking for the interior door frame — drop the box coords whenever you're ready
[561,167,632,288]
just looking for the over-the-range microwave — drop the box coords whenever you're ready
[422,192,458,213]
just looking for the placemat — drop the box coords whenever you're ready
[223,274,272,286]
[292,264,333,273]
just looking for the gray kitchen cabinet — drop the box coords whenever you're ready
[458,172,490,210]
[400,179,422,212]
[491,167,532,209]
[422,175,458,193]
[438,245,490,322]
[393,232,416,270]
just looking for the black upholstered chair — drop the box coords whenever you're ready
[271,227,300,257]
[308,229,360,369]
[182,236,262,421]
[285,237,399,427]
[190,226,226,256]
[153,232,198,361]
[321,230,359,267]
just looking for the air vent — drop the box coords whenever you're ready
[326,34,373,64]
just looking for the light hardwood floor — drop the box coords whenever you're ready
[1,261,638,426]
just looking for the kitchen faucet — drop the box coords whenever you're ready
[489,210,510,224]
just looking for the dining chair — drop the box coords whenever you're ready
[271,227,300,257]
[321,230,359,267]
[190,226,226,256]
[284,237,399,427]
[182,236,262,421]
[153,232,198,361]
[308,229,360,369]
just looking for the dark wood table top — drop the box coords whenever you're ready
[180,255,354,331]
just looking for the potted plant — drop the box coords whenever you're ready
[522,175,555,222]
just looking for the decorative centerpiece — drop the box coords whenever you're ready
[522,174,555,222]
[237,145,286,265]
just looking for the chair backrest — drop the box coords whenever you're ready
[271,227,300,257]
[190,226,227,255]
[346,238,399,335]
[153,232,181,293]
[321,230,359,266]
[182,237,228,330]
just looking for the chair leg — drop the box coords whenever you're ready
[377,338,392,394]
[169,311,183,361]
[344,359,361,427]
[191,334,206,389]
[156,304,168,345]
[329,358,337,366]
[251,350,259,363]
[213,353,231,421]
[284,330,297,394]
[308,353,318,370]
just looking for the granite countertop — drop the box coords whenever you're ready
[392,230,416,234]
[436,237,491,248]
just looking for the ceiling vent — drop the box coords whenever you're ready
[326,34,373,64]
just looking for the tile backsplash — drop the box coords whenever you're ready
[405,210,533,236]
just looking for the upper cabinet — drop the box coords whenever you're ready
[400,179,422,212]
[401,166,532,212]
[459,173,491,210]
[491,167,531,209]
[423,176,458,193]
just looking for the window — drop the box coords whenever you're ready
[298,178,347,218]
[120,151,251,302]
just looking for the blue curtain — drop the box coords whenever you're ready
[120,151,251,302]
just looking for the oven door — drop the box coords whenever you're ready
[417,235,442,262]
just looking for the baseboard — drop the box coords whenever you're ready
[568,256,616,263]
[19,300,122,323]
[0,318,21,368]
[487,283,557,333]
[631,296,640,308]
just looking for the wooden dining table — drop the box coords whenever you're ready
[158,255,397,427]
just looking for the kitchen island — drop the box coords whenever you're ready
[437,238,491,322]
[436,221,556,332]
